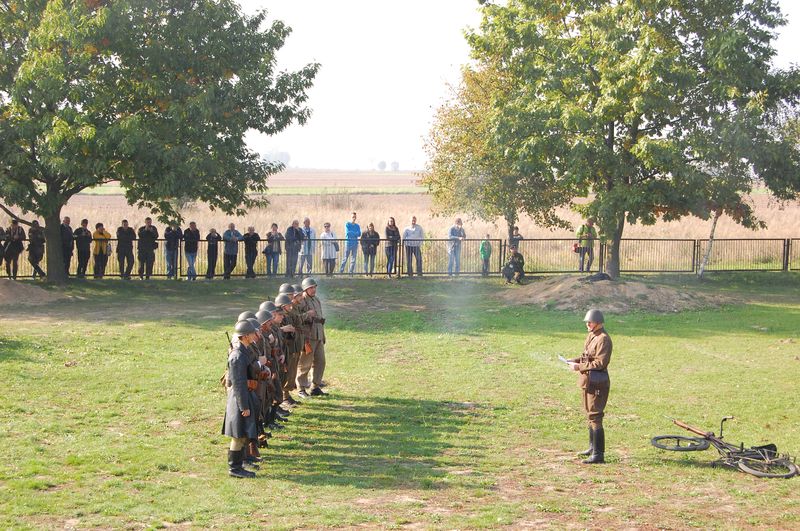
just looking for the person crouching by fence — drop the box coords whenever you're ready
[502,246,525,284]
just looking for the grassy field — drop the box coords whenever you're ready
[1,273,799,529]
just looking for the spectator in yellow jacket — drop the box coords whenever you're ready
[92,223,112,279]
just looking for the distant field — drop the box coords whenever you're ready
[79,170,425,196]
[3,170,799,239]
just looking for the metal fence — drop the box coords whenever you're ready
[1,237,797,279]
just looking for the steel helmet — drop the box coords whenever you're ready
[247,318,261,331]
[583,309,605,324]
[301,277,318,291]
[234,319,257,337]
[291,284,303,295]
[259,301,277,312]
[278,283,293,294]
[275,293,293,307]
[238,311,256,322]
[255,310,273,324]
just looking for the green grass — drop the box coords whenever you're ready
[1,274,799,528]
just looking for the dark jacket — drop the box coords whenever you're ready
[183,228,200,254]
[243,232,260,255]
[284,226,304,254]
[73,226,92,252]
[116,227,136,254]
[264,232,284,255]
[137,225,159,252]
[164,226,183,251]
[6,225,26,255]
[60,224,74,253]
[360,229,380,255]
[28,227,45,258]
[221,343,260,439]
[385,226,400,248]
[206,232,222,255]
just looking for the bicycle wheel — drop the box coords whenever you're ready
[737,458,799,478]
[651,435,710,452]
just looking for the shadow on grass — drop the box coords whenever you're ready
[270,393,479,490]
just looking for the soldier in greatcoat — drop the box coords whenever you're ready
[567,309,612,464]
[222,319,261,478]
[296,277,327,396]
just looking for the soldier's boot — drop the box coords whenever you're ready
[229,450,256,478]
[582,428,605,464]
[247,441,263,463]
[578,428,594,457]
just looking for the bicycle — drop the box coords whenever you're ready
[651,416,798,479]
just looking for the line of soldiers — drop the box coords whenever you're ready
[221,277,327,478]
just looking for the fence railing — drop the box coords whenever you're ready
[1,237,797,279]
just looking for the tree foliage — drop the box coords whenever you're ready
[469,0,800,277]
[0,0,318,281]
[423,65,572,240]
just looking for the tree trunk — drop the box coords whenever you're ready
[604,213,626,279]
[697,209,721,280]
[504,209,517,243]
[43,209,67,284]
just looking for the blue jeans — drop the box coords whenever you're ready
[339,245,357,274]
[385,246,397,275]
[165,248,178,278]
[363,252,375,275]
[185,252,197,280]
[265,253,279,276]
[447,249,461,275]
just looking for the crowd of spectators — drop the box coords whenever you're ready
[1,213,599,280]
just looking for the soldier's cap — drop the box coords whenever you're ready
[233,319,257,337]
[259,301,276,312]
[278,283,293,294]
[255,310,273,324]
[301,277,318,291]
[238,310,256,322]
[275,293,293,307]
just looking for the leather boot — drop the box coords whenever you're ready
[582,427,605,464]
[229,449,256,478]
[578,428,594,457]
[247,441,263,463]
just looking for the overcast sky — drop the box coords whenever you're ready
[242,0,800,171]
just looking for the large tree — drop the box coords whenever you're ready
[0,0,318,282]
[423,65,571,241]
[470,0,800,277]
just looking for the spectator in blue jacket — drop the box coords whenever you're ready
[339,211,361,274]
[222,223,243,279]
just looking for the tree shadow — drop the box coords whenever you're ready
[269,393,482,490]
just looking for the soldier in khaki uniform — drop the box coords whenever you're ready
[568,309,611,464]
[275,292,302,404]
[296,277,327,396]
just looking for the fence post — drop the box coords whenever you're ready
[178,240,183,280]
[398,243,404,277]
[783,239,790,272]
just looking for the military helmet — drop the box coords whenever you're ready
[255,310,273,324]
[247,317,261,331]
[301,277,318,291]
[234,319,257,337]
[238,311,256,322]
[278,283,293,294]
[275,293,293,307]
[260,300,277,312]
[583,309,605,324]
[292,284,303,295]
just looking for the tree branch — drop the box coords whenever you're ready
[0,202,33,225]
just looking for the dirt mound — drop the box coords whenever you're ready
[0,279,68,306]
[500,275,730,314]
